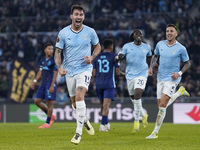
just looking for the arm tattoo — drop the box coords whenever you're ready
[92,53,96,59]
[150,55,158,68]
[54,48,62,68]
[181,60,191,74]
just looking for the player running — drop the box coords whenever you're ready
[54,4,101,144]
[146,24,191,139]
[115,29,151,133]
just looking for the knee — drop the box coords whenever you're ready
[134,93,141,100]
[75,95,83,101]
[159,102,167,108]
[34,99,39,105]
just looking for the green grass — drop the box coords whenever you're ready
[0,123,199,150]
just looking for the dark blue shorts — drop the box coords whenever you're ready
[35,84,57,100]
[96,88,115,101]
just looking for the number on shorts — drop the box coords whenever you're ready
[137,79,144,86]
[85,75,90,85]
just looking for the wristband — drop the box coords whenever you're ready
[178,71,183,76]
[33,79,37,83]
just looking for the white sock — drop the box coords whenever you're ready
[75,101,86,135]
[132,99,140,122]
[167,91,181,107]
[72,104,76,115]
[138,99,145,117]
[153,107,166,134]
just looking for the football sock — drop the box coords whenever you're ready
[101,116,108,125]
[167,91,181,107]
[46,117,51,124]
[153,107,166,134]
[138,99,145,117]
[132,99,141,122]
[72,104,76,115]
[44,110,48,115]
[76,101,86,135]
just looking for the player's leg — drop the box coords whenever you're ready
[71,71,94,144]
[38,100,54,128]
[146,81,176,139]
[167,86,190,107]
[131,77,148,133]
[96,88,104,116]
[34,86,48,114]
[39,84,57,128]
[35,98,48,113]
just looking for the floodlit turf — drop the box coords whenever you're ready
[0,122,199,150]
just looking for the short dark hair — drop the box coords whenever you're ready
[166,24,177,31]
[44,42,53,49]
[103,39,113,49]
[71,4,85,14]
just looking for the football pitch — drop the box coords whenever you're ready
[0,123,199,150]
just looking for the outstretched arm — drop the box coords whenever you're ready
[171,60,191,80]
[54,48,67,77]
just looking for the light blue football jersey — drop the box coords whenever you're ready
[55,25,99,76]
[155,40,189,84]
[120,42,152,80]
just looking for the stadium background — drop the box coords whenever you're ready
[0,0,200,124]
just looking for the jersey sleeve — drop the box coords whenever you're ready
[181,47,189,62]
[146,44,152,56]
[154,42,160,56]
[119,44,127,57]
[55,31,64,50]
[39,58,43,70]
[90,29,99,46]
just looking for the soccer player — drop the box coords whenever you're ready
[31,42,57,128]
[115,29,151,133]
[146,24,191,139]
[54,4,101,144]
[93,39,125,132]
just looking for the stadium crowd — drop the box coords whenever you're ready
[0,0,200,102]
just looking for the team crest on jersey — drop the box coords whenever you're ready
[56,37,59,42]
[173,50,176,55]
[142,49,146,52]
[82,35,88,40]
[47,61,51,66]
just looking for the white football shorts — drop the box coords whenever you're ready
[157,80,178,99]
[65,71,92,97]
[127,76,147,96]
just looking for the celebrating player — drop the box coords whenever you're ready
[31,42,57,128]
[146,24,191,139]
[115,29,151,133]
[54,4,101,144]
[93,39,125,132]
